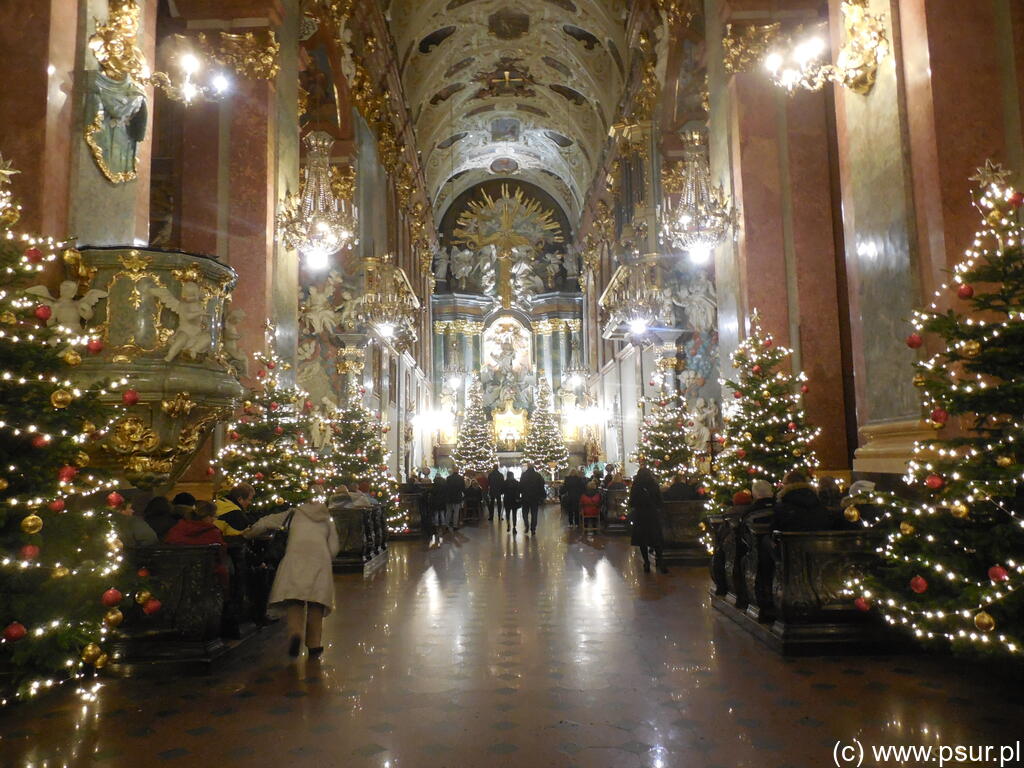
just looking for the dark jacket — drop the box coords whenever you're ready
[487,468,505,495]
[519,467,546,504]
[773,483,834,531]
[561,474,586,502]
[464,484,483,507]
[143,498,182,541]
[503,475,521,508]
[214,496,253,535]
[741,496,775,521]
[445,473,466,504]
[629,468,664,547]
[429,478,447,510]
[663,480,700,502]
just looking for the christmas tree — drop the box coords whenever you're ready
[850,163,1024,655]
[214,342,325,516]
[525,377,569,479]
[326,382,400,532]
[631,390,698,484]
[706,312,820,518]
[0,157,144,702]
[451,377,497,474]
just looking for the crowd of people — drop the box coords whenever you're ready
[729,470,875,531]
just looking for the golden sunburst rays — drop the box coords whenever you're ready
[452,184,564,251]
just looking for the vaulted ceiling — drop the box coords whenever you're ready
[383,0,629,227]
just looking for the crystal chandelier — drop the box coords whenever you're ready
[357,254,420,348]
[598,227,668,340]
[278,131,358,270]
[660,131,734,263]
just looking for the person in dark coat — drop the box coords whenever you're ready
[444,471,466,530]
[464,478,483,518]
[742,479,776,520]
[772,470,833,531]
[629,466,668,573]
[142,496,182,541]
[503,471,521,534]
[662,473,700,502]
[429,475,448,534]
[519,463,546,535]
[487,465,505,521]
[561,469,586,526]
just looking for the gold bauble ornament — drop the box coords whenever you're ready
[974,611,996,633]
[962,340,981,358]
[765,435,774,444]
[51,566,70,579]
[912,373,926,388]
[136,590,152,605]
[109,537,123,552]
[987,209,1003,226]
[50,389,73,409]
[20,514,43,535]
[61,348,82,366]
[698,521,707,531]
[94,653,109,669]
[996,455,1014,468]
[0,311,17,324]
[950,503,970,519]
[75,451,90,467]
[104,608,124,627]
[743,432,753,440]
[899,521,915,535]
[663,454,670,461]
[793,449,802,457]
[0,477,8,491]
[80,643,102,663]
[844,506,861,523]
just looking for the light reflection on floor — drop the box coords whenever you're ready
[1,506,1022,767]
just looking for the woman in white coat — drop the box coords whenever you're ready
[245,501,340,658]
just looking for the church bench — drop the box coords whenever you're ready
[602,488,630,534]
[660,500,710,565]
[331,499,389,573]
[390,493,424,539]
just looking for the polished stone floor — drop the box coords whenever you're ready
[2,506,1023,767]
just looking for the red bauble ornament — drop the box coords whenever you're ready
[101,588,123,607]
[924,473,945,490]
[752,365,762,375]
[653,459,662,467]
[269,402,280,411]
[205,466,215,477]
[230,431,240,441]
[48,499,65,512]
[24,246,43,263]
[256,370,265,379]
[359,387,366,395]
[4,621,27,641]
[106,491,124,508]
[20,544,40,561]
[297,436,306,446]
[310,456,319,464]
[787,422,797,431]
[304,400,314,411]
[906,333,924,349]
[254,472,265,481]
[930,408,949,424]
[910,575,928,594]
[86,338,104,355]
[746,468,757,476]
[732,490,753,506]
[315,478,325,485]
[854,597,871,612]
[58,465,77,482]
[1009,191,1024,208]
[121,389,140,406]
[34,305,52,321]
[697,487,707,495]
[137,567,150,579]
[267,362,276,370]
[733,391,742,399]
[274,426,284,435]
[988,565,1009,583]
[142,598,162,616]
[800,384,809,394]
[763,338,773,348]
[956,284,974,300]
[31,434,49,449]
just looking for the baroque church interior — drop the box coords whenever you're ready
[2,0,1024,766]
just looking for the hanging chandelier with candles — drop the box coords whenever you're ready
[278,131,358,271]
[659,131,735,264]
[357,254,420,348]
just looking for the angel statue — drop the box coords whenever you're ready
[665,272,718,333]
[450,247,476,290]
[542,251,563,289]
[147,282,211,362]
[24,280,107,332]
[222,307,248,376]
[684,397,719,454]
[301,280,340,335]
[433,248,450,282]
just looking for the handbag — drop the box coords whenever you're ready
[255,509,296,567]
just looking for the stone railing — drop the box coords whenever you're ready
[391,492,425,539]
[330,499,388,573]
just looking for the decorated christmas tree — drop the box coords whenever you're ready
[706,312,820,517]
[214,341,325,516]
[631,390,698,484]
[525,377,569,478]
[850,163,1024,655]
[451,377,498,474]
[326,381,400,531]
[0,156,145,702]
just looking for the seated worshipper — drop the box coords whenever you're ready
[607,473,627,491]
[142,495,182,541]
[817,477,843,513]
[742,479,776,520]
[172,491,197,519]
[838,479,878,528]
[214,482,256,537]
[164,500,230,589]
[115,492,159,547]
[663,473,701,501]
[772,470,834,531]
[579,482,603,532]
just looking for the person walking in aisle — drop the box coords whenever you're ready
[503,470,521,534]
[561,468,586,527]
[444,470,466,531]
[429,474,447,535]
[487,464,505,521]
[244,500,340,658]
[629,465,668,573]
[519,462,546,535]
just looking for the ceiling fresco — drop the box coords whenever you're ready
[383,0,629,225]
